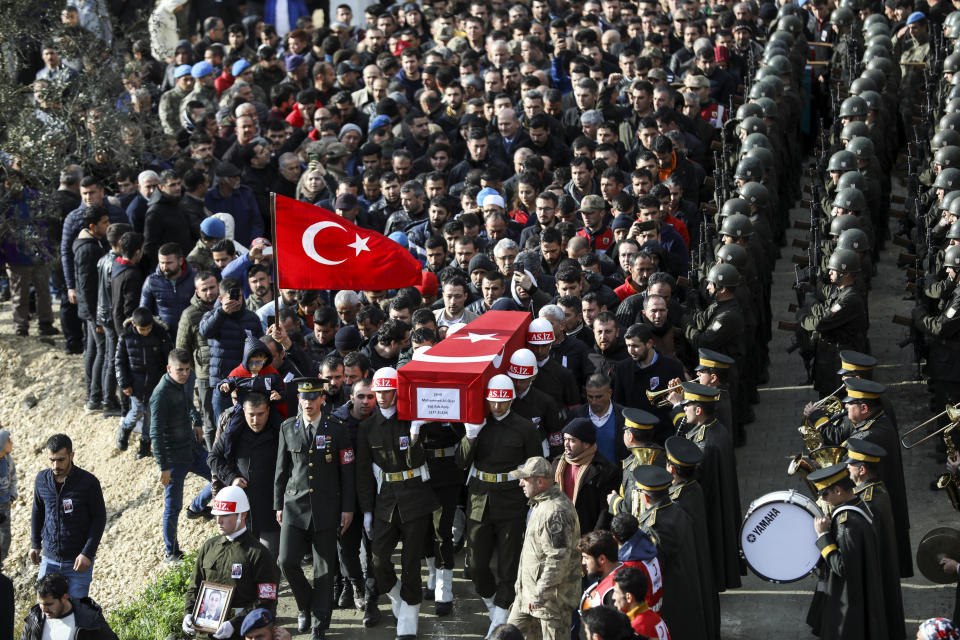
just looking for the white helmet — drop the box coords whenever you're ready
[526,317,555,345]
[371,367,398,391]
[210,486,250,515]
[486,374,516,401]
[507,348,538,379]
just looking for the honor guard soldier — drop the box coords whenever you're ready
[356,367,439,640]
[913,245,960,412]
[274,377,356,640]
[526,318,581,414]
[507,349,563,458]
[843,439,907,637]
[664,436,718,640]
[797,249,869,397]
[183,487,279,640]
[457,374,544,637]
[632,465,709,640]
[666,382,742,591]
[693,349,736,437]
[608,408,663,518]
[419,413,465,616]
[807,463,888,640]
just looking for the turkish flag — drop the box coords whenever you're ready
[274,194,422,290]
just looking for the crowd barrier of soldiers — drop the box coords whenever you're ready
[11,0,960,638]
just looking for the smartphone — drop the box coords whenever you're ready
[266,315,276,327]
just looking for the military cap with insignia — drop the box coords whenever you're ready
[623,408,659,433]
[292,376,329,399]
[630,465,674,493]
[807,462,849,494]
[664,436,703,468]
[679,381,720,405]
[695,348,734,371]
[837,350,876,376]
[841,377,885,403]
[842,439,886,465]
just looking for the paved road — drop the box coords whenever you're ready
[275,169,959,639]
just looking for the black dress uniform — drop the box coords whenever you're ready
[915,272,960,409]
[512,385,563,458]
[419,419,465,613]
[807,465,889,640]
[609,409,665,517]
[633,465,710,640]
[533,356,581,412]
[695,349,736,438]
[456,409,542,610]
[670,383,743,591]
[799,282,869,396]
[845,440,907,640]
[356,406,440,609]
[274,379,356,634]
[836,351,899,433]
[185,528,279,639]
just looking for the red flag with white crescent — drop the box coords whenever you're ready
[274,194,422,290]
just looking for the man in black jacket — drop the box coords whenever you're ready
[73,208,110,413]
[552,418,619,533]
[20,573,117,640]
[143,171,196,271]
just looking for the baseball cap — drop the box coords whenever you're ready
[200,217,226,238]
[232,59,251,76]
[510,456,554,479]
[326,142,350,158]
[334,193,358,210]
[579,195,606,212]
[174,64,193,79]
[191,61,214,78]
[336,61,359,75]
[285,54,305,72]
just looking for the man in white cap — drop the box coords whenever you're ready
[183,486,278,639]
[456,374,543,637]
[506,349,563,458]
[526,318,581,412]
[356,367,439,639]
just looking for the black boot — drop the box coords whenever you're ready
[363,596,381,628]
[136,437,151,460]
[351,579,365,610]
[116,425,132,451]
[338,578,355,609]
[333,576,344,608]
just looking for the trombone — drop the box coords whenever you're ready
[646,384,684,407]
[901,403,960,449]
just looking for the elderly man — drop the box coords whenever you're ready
[507,456,581,640]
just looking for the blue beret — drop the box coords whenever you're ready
[240,609,272,636]
[191,61,214,78]
[232,59,251,76]
[174,64,193,79]
[200,217,225,238]
[906,11,926,24]
[369,115,391,133]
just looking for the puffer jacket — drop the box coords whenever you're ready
[73,230,107,322]
[149,371,202,470]
[199,300,264,381]
[139,260,195,340]
[20,596,117,640]
[176,292,214,379]
[143,188,196,268]
[115,317,172,398]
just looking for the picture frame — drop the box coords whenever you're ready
[193,581,234,633]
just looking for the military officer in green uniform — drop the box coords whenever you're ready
[457,374,544,637]
[843,439,907,637]
[356,367,439,639]
[607,408,663,517]
[274,377,356,640]
[183,486,279,639]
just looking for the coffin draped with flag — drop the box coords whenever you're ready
[273,193,422,290]
[398,311,532,423]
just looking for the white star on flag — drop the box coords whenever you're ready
[348,233,370,256]
[455,332,499,343]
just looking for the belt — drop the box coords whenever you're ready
[383,468,423,482]
[426,446,457,459]
[470,468,514,483]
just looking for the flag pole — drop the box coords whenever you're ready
[271,192,280,327]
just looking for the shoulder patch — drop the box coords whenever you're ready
[711,320,723,331]
[830,303,842,312]
[547,511,569,548]
[837,512,848,523]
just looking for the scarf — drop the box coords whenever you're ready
[657,150,677,182]
[554,443,597,504]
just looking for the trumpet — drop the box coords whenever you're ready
[900,403,960,449]
[646,384,684,408]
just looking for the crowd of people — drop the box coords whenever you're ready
[5,0,960,637]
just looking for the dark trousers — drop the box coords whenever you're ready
[83,320,105,405]
[372,507,430,605]
[101,325,118,408]
[196,378,215,450]
[56,276,83,353]
[425,484,459,569]
[338,512,375,596]
[467,509,526,609]
[279,523,337,624]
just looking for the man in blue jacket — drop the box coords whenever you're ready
[140,243,195,343]
[29,434,106,598]
[204,163,263,247]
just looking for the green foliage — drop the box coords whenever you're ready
[107,552,197,640]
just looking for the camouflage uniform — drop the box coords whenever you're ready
[159,85,191,135]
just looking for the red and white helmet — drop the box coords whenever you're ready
[210,486,250,515]
[486,374,516,401]
[371,367,398,391]
[507,349,538,379]
[526,318,555,345]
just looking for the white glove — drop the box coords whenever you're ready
[182,615,196,636]
[410,420,425,437]
[465,422,484,439]
[213,620,234,639]
[363,512,374,538]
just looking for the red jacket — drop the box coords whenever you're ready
[627,605,670,640]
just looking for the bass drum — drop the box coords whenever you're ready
[740,490,822,583]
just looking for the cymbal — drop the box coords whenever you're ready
[917,527,960,584]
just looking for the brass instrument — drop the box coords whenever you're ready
[788,385,847,485]
[628,446,662,465]
[937,425,960,512]
[900,403,960,448]
[645,384,684,408]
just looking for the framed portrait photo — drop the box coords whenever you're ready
[193,581,234,633]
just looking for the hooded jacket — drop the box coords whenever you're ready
[221,336,286,416]
[199,300,264,381]
[143,188,196,266]
[21,596,117,640]
[116,317,173,398]
[73,229,107,322]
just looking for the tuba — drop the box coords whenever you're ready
[628,446,662,465]
[788,385,847,483]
